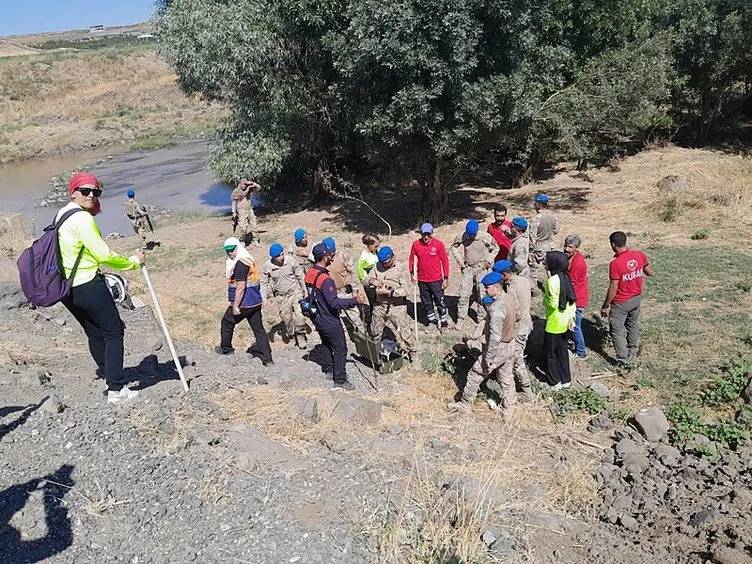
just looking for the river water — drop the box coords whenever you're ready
[0,141,233,235]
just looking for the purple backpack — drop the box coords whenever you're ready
[17,209,85,307]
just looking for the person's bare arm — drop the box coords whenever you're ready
[233,280,246,315]
[644,262,654,276]
[601,280,619,316]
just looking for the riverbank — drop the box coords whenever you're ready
[0,45,225,163]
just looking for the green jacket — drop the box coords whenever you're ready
[544,274,576,334]
[55,203,140,287]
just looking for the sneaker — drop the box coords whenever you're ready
[448,400,472,414]
[486,398,501,412]
[214,346,234,355]
[262,360,275,367]
[561,382,572,389]
[333,380,355,391]
[575,352,589,360]
[107,386,139,404]
[550,382,563,391]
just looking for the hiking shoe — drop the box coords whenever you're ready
[214,346,234,355]
[448,400,472,414]
[550,383,563,391]
[575,352,589,360]
[107,386,138,404]
[561,382,572,389]
[333,380,355,391]
[263,360,275,367]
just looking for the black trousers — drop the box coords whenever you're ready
[544,331,571,386]
[220,306,272,362]
[62,275,126,392]
[317,323,348,384]
[418,281,447,324]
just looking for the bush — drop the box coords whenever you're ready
[690,228,710,240]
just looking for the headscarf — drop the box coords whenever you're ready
[546,251,576,311]
[224,237,255,279]
[68,171,102,215]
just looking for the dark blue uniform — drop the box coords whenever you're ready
[305,265,357,383]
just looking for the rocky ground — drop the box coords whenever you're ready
[2,278,750,564]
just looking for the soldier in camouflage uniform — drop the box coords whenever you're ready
[448,272,517,419]
[508,216,531,283]
[261,242,310,349]
[231,178,260,246]
[288,228,314,271]
[365,246,417,361]
[528,193,559,288]
[451,219,498,323]
[124,188,150,249]
[494,260,535,403]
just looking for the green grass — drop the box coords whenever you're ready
[29,35,155,51]
[586,245,752,401]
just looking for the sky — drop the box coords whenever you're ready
[0,0,157,37]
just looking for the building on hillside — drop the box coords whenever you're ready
[89,25,105,33]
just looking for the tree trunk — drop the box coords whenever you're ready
[419,159,448,224]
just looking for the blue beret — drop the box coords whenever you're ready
[294,228,306,242]
[493,260,513,273]
[512,216,528,230]
[481,271,503,287]
[312,243,330,261]
[323,236,336,252]
[377,246,394,263]
[269,243,284,258]
[465,219,479,236]
[127,189,135,198]
[535,193,549,204]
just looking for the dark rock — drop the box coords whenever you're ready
[690,506,716,528]
[741,373,752,404]
[633,407,670,442]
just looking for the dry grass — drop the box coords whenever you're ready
[0,213,32,258]
[0,48,226,162]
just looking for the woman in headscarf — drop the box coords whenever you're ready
[57,172,145,403]
[543,250,577,390]
[216,237,273,365]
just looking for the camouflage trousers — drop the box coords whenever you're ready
[458,266,488,321]
[370,304,417,355]
[276,292,309,339]
[512,332,534,401]
[462,341,515,405]
[528,247,551,289]
[235,206,257,244]
[131,218,149,240]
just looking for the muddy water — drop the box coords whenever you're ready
[0,141,232,235]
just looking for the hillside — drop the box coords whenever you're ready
[1,145,750,562]
[0,41,225,163]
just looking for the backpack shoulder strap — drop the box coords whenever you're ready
[54,208,86,281]
[55,207,85,230]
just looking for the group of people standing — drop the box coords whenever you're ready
[49,172,652,408]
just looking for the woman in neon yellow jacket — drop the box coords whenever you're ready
[543,251,577,390]
[57,172,145,404]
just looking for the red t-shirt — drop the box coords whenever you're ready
[487,220,513,260]
[408,238,449,283]
[568,251,589,308]
[609,249,649,304]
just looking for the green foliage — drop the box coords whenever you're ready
[547,388,606,418]
[29,35,153,51]
[666,399,751,451]
[700,359,752,406]
[157,0,752,216]
[690,228,710,240]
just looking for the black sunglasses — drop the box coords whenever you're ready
[77,187,102,197]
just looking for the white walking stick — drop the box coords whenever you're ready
[413,259,420,355]
[141,266,190,392]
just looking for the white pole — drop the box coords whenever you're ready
[141,266,190,392]
[413,258,420,356]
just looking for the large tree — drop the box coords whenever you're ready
[157,0,749,221]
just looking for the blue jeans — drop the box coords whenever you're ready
[572,307,586,356]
